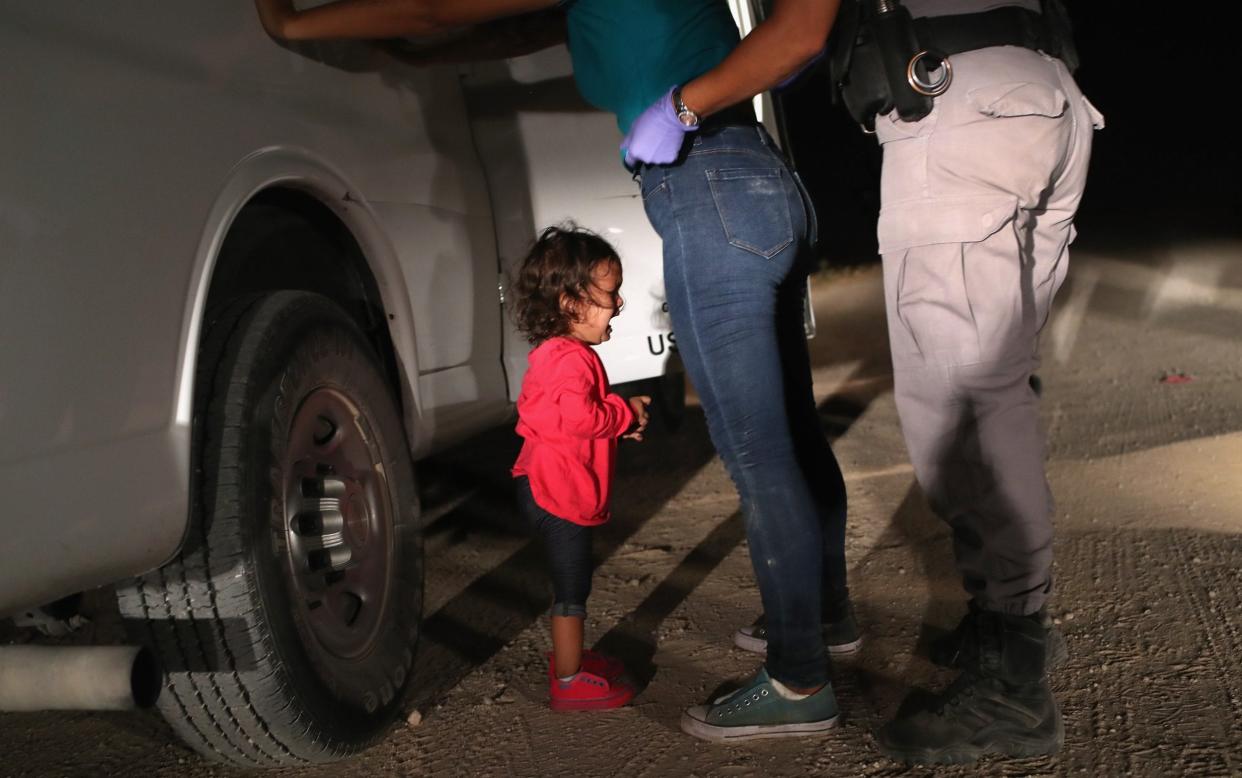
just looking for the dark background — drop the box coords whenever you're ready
[777,2,1240,266]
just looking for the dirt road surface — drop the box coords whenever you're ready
[4,242,1241,777]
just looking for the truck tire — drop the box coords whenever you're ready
[117,291,421,767]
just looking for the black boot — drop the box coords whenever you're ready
[930,601,1068,670]
[877,610,1064,764]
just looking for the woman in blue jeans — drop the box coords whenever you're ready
[635,121,851,739]
[256,0,845,741]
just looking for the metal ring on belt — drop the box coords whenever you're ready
[906,50,952,97]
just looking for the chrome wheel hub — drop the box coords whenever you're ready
[282,387,393,662]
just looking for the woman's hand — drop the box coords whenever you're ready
[254,0,296,39]
[622,88,696,167]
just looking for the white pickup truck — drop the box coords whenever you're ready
[0,1,785,768]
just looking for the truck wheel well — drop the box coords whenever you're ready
[206,188,401,404]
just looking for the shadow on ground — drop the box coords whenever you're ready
[407,352,890,712]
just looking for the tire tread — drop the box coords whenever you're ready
[119,293,395,766]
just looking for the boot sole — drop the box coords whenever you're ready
[875,709,1064,765]
[875,739,1061,765]
[733,631,863,657]
[681,711,840,742]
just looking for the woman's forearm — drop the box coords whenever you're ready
[283,0,444,39]
[258,0,559,41]
[383,9,566,64]
[679,0,840,118]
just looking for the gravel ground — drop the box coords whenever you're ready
[4,240,1242,777]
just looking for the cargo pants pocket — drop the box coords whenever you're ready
[878,194,1022,368]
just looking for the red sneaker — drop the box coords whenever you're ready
[546,650,625,681]
[548,670,635,712]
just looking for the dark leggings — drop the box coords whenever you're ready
[515,477,593,618]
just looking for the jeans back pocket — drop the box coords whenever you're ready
[706,168,793,259]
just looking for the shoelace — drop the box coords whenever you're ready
[717,686,771,718]
[560,675,607,689]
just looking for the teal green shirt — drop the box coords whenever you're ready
[561,0,741,135]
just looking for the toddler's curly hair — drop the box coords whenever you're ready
[512,224,621,344]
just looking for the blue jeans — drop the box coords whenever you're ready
[639,125,847,688]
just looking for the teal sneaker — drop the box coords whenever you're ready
[680,668,840,742]
[734,606,863,657]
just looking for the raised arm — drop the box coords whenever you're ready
[382,9,566,65]
[255,0,560,40]
[622,0,841,166]
[679,0,841,119]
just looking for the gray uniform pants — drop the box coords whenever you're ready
[875,46,1103,615]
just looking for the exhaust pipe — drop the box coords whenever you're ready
[0,645,162,711]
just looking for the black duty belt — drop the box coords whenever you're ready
[912,7,1058,61]
[828,0,1079,131]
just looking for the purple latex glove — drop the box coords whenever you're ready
[622,87,696,167]
[773,46,827,92]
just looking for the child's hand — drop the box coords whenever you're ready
[255,0,296,39]
[623,395,651,441]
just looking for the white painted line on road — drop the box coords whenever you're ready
[1083,246,1242,316]
[843,463,915,483]
[1051,264,1101,364]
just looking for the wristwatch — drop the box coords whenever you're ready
[671,86,701,128]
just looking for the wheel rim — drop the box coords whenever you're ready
[282,386,394,663]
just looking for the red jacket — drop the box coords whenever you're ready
[512,337,635,525]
